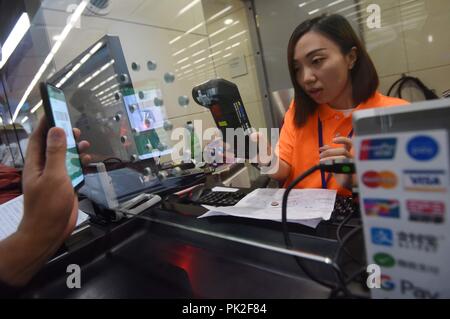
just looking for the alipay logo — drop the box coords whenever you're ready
[359,138,397,160]
[407,136,439,161]
[371,227,394,247]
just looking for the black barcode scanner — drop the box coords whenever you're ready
[192,78,254,159]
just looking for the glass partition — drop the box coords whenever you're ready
[1,0,449,296]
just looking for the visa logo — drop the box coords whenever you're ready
[359,138,397,160]
[403,170,447,192]
[410,177,439,184]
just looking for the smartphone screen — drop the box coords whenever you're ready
[42,83,84,189]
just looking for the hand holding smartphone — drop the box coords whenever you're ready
[39,82,85,190]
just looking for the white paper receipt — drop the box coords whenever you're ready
[199,188,337,229]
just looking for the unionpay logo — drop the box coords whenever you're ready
[359,138,397,160]
[371,228,394,247]
[403,170,446,192]
[380,275,395,291]
[362,171,397,189]
[407,200,445,224]
[364,199,400,218]
[374,253,396,268]
[407,136,439,161]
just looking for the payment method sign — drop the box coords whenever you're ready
[403,170,446,192]
[360,138,397,160]
[354,130,450,298]
[364,199,400,218]
[362,171,397,189]
[406,200,445,223]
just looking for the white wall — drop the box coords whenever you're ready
[362,0,450,100]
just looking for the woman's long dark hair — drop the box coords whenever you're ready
[287,14,379,127]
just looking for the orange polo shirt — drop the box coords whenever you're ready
[277,92,408,195]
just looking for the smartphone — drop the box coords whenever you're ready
[39,82,85,190]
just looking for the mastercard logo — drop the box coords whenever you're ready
[362,171,398,189]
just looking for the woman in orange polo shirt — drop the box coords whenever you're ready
[259,14,408,194]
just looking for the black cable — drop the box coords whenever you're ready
[345,266,368,285]
[336,209,364,266]
[329,225,364,298]
[332,266,369,299]
[281,164,340,290]
[334,225,363,280]
[281,161,363,297]
[336,209,353,243]
[330,262,353,297]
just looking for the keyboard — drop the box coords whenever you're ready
[191,190,360,222]
[193,190,248,206]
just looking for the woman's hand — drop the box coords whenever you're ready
[319,136,354,189]
[319,136,353,162]
[249,131,272,166]
[249,131,291,180]
[203,132,236,164]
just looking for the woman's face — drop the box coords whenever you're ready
[293,31,356,106]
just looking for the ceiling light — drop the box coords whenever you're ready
[0,13,31,70]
